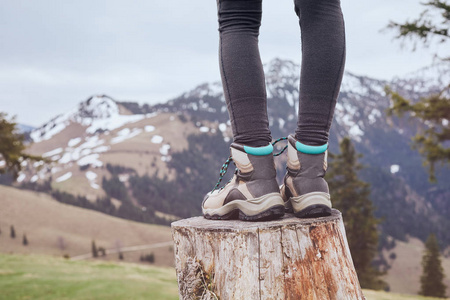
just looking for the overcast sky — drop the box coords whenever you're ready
[0,0,447,127]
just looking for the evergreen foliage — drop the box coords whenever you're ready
[10,225,15,239]
[92,240,98,258]
[325,137,386,290]
[384,0,450,181]
[419,233,447,298]
[140,253,155,263]
[79,164,90,171]
[23,234,28,246]
[385,85,450,182]
[20,178,52,193]
[359,165,450,248]
[129,132,230,218]
[98,247,106,257]
[0,113,42,179]
[102,175,130,202]
[118,252,124,260]
[106,163,135,176]
[385,0,449,56]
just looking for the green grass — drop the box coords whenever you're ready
[363,289,448,300]
[0,253,447,300]
[0,253,178,300]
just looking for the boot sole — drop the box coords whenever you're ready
[203,192,285,222]
[289,192,332,219]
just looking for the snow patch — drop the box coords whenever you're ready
[85,171,97,181]
[68,137,82,147]
[80,148,92,157]
[349,125,364,141]
[219,123,227,132]
[17,173,26,183]
[43,148,63,158]
[77,154,103,167]
[85,171,99,189]
[151,135,163,144]
[161,156,171,162]
[111,128,143,144]
[145,125,155,132]
[119,174,129,182]
[368,109,382,125]
[390,165,400,174]
[55,172,72,183]
[90,183,100,189]
[33,161,44,168]
[199,126,209,133]
[160,144,171,156]
[79,136,104,149]
[93,145,110,153]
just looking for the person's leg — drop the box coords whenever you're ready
[202,0,284,221]
[216,0,271,147]
[282,0,346,218]
[294,0,346,146]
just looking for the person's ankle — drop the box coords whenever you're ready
[294,134,327,147]
[233,139,271,148]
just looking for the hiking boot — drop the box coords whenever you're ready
[280,135,332,218]
[202,143,285,221]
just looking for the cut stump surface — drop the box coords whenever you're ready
[171,209,365,300]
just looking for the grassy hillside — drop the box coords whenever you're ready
[0,185,173,266]
[0,253,178,300]
[0,253,448,300]
[2,185,449,298]
[383,237,450,297]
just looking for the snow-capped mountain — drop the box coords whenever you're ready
[30,95,146,142]
[11,58,450,249]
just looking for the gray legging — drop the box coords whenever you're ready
[216,0,346,147]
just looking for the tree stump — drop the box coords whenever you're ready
[171,209,365,300]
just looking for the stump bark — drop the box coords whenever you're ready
[171,209,364,300]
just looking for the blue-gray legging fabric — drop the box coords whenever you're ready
[216,0,346,147]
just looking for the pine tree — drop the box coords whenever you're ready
[92,240,98,258]
[23,234,28,246]
[118,252,124,260]
[383,0,450,182]
[0,113,42,179]
[325,137,386,290]
[384,0,449,58]
[419,233,447,297]
[10,225,15,239]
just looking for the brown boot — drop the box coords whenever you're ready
[202,143,285,221]
[280,135,332,218]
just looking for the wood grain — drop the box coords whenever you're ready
[172,209,365,300]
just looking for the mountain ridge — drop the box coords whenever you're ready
[3,58,449,249]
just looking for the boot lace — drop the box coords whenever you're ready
[211,137,288,193]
